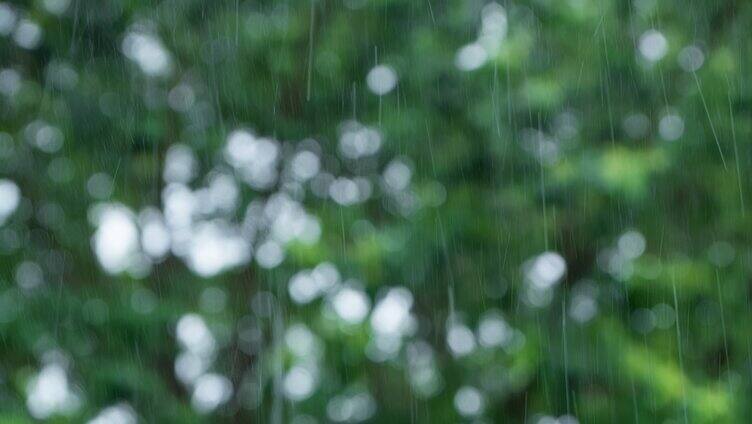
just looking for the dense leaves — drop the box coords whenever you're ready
[0,0,751,422]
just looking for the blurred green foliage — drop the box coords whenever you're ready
[1,0,751,422]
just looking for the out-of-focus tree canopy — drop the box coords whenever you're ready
[0,0,751,422]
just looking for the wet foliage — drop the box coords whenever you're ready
[0,0,751,422]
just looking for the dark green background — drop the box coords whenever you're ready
[0,0,750,422]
